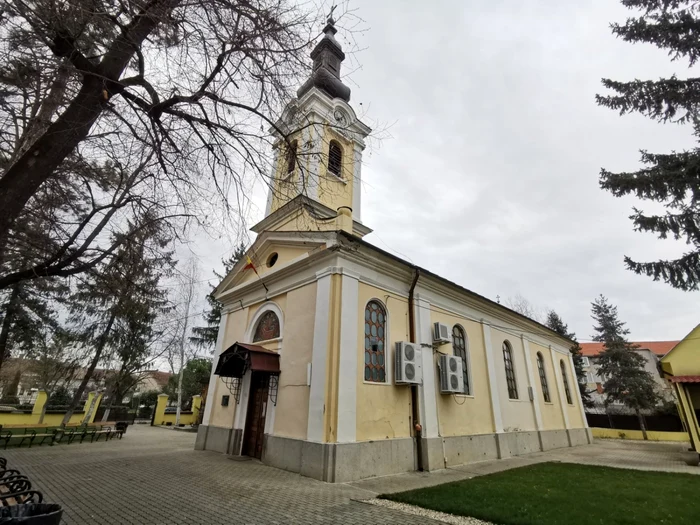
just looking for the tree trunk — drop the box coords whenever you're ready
[61,312,116,426]
[636,408,648,440]
[175,299,191,427]
[175,363,185,426]
[82,391,101,425]
[0,0,182,244]
[38,398,48,425]
[2,371,21,403]
[0,283,21,373]
[101,392,113,423]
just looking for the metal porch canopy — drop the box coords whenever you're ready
[669,376,700,383]
[214,342,280,378]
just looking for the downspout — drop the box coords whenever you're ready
[408,268,423,471]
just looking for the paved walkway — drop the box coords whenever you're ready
[350,438,699,495]
[2,426,696,524]
[1,425,439,525]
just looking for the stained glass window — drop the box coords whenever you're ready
[537,352,551,403]
[253,311,280,342]
[452,325,470,395]
[561,360,573,404]
[503,341,518,399]
[364,300,386,383]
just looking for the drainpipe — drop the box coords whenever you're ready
[408,268,424,471]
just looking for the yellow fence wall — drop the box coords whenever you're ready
[591,427,689,442]
[154,394,202,426]
[0,391,102,427]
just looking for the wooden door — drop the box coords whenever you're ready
[242,373,269,459]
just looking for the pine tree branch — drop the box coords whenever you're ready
[625,252,700,290]
[597,76,700,123]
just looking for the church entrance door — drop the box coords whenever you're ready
[242,372,269,459]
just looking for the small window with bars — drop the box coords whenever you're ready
[560,360,573,404]
[536,352,551,403]
[328,140,342,177]
[286,140,298,175]
[503,341,518,400]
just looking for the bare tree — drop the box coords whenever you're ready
[30,329,86,424]
[171,258,201,426]
[504,293,543,323]
[0,0,349,273]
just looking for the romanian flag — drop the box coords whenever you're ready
[243,255,261,277]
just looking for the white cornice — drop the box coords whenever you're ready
[333,235,573,353]
[219,249,340,309]
[272,88,372,146]
[250,195,372,237]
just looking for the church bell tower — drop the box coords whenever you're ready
[254,12,372,238]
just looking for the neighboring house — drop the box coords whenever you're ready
[196,17,591,484]
[0,359,170,405]
[0,358,108,404]
[579,341,679,409]
[660,324,700,458]
[132,370,172,397]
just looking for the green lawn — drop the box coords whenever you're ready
[381,462,700,525]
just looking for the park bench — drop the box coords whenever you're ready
[0,464,43,507]
[90,426,113,442]
[54,425,91,444]
[0,429,41,449]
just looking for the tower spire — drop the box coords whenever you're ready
[297,8,351,102]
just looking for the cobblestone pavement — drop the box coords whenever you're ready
[2,425,440,525]
[4,427,696,524]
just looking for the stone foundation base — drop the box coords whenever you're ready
[195,426,592,482]
[195,425,242,455]
[262,434,415,483]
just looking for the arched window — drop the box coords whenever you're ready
[285,140,298,174]
[537,352,551,403]
[328,140,342,177]
[253,311,280,342]
[503,341,518,399]
[560,360,573,404]
[452,325,470,395]
[364,300,386,383]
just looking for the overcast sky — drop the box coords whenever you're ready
[191,1,699,344]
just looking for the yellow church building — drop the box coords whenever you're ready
[195,16,591,482]
[660,324,700,459]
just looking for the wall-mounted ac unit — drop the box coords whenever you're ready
[433,322,451,345]
[395,342,422,385]
[439,354,464,394]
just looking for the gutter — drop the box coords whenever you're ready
[408,268,423,471]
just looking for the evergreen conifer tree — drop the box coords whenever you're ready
[190,244,246,350]
[61,219,174,425]
[591,295,659,439]
[597,1,700,290]
[545,310,594,408]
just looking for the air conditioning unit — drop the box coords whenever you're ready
[439,354,464,394]
[433,322,451,345]
[395,342,422,385]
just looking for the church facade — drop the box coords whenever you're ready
[195,17,591,483]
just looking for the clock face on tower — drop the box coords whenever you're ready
[333,109,348,127]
